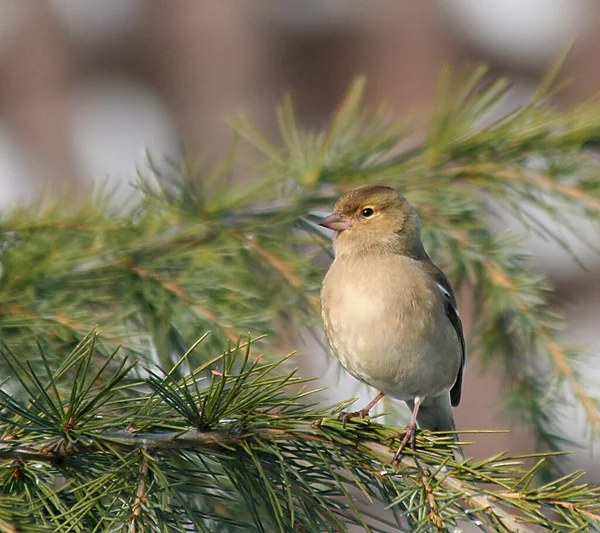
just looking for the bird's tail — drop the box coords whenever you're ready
[406,394,464,460]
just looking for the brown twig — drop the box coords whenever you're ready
[130,452,150,533]
[133,452,149,518]
[421,471,445,531]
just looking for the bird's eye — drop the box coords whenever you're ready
[361,207,374,218]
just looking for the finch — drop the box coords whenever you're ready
[319,185,465,460]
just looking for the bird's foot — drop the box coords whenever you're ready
[339,393,385,427]
[339,408,371,428]
[388,422,417,462]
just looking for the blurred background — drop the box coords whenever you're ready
[0,0,598,482]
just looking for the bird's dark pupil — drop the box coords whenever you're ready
[362,208,374,217]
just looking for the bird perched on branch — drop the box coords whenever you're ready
[319,185,465,460]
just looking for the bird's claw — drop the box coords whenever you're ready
[339,408,370,428]
[388,423,417,462]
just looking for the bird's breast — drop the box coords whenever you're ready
[320,256,460,400]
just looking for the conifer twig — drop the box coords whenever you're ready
[0,426,592,532]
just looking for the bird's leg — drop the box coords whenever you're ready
[392,396,422,462]
[340,392,385,427]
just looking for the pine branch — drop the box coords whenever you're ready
[0,428,573,533]
[0,430,560,533]
[1,333,599,532]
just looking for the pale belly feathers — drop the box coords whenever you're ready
[321,255,461,401]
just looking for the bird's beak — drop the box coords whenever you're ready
[318,211,351,231]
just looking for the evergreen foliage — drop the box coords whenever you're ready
[1,65,600,531]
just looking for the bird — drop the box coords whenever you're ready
[319,185,465,460]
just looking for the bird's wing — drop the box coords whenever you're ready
[422,260,466,407]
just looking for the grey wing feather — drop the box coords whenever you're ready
[445,297,466,407]
[426,261,467,407]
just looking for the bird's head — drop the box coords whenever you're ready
[319,185,425,257]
